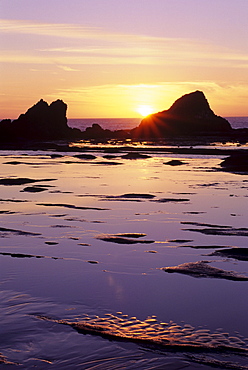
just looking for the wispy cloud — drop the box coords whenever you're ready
[47,81,248,117]
[58,65,80,72]
[1,19,248,69]
[0,19,102,39]
[0,19,179,43]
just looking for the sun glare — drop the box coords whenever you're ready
[136,105,154,117]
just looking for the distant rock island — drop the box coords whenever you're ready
[1,90,247,144]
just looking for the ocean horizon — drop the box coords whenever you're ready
[68,116,248,132]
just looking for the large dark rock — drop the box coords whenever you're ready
[131,91,232,138]
[0,99,81,141]
[220,152,248,173]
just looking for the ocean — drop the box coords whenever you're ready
[68,116,248,131]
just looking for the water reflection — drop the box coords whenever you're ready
[0,149,248,369]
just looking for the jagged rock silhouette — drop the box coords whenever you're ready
[131,91,232,138]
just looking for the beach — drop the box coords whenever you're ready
[0,143,247,369]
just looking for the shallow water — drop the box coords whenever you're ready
[0,146,248,369]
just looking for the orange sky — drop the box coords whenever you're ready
[1,0,248,118]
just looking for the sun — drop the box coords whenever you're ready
[136,105,154,117]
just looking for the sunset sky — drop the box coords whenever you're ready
[1,0,248,118]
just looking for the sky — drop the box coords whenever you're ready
[1,0,248,118]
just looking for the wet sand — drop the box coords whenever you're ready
[0,144,248,369]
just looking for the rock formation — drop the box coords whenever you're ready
[131,91,232,138]
[82,123,113,139]
[1,91,247,144]
[220,152,248,173]
[0,99,81,141]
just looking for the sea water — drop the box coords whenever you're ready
[68,116,248,131]
[68,117,141,131]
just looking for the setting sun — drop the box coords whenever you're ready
[136,105,154,117]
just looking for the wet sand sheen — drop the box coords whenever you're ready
[0,149,248,369]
